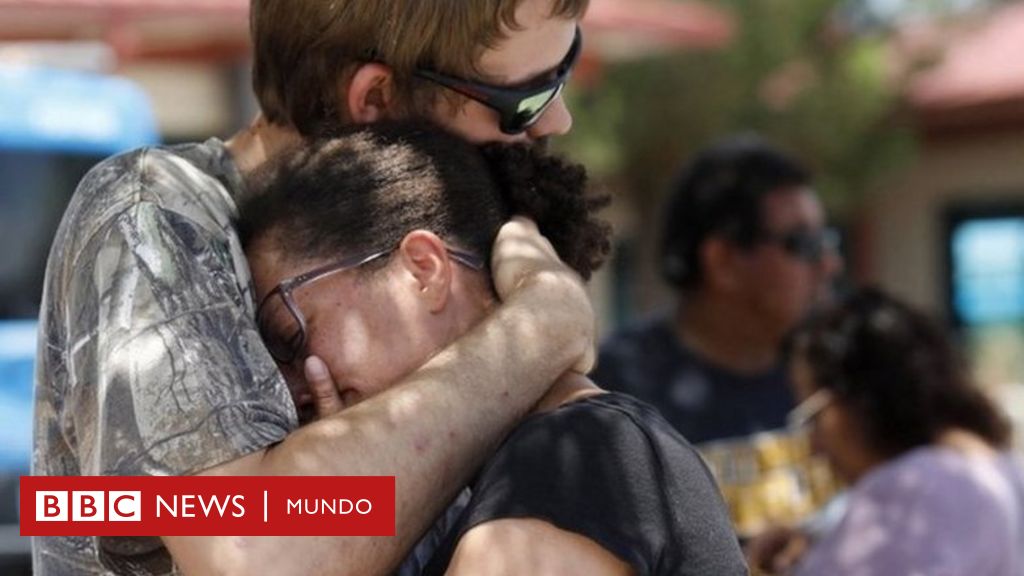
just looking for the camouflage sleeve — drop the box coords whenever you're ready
[63,196,297,477]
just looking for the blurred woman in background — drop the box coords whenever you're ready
[752,287,1023,575]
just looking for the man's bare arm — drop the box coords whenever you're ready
[162,219,595,576]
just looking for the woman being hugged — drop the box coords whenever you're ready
[240,122,748,576]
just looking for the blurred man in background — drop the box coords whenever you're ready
[593,134,843,540]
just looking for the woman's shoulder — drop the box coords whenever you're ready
[467,393,745,576]
[857,445,1022,521]
[513,392,684,447]
[806,446,1024,576]
[495,392,712,489]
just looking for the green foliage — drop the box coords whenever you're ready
[559,0,917,216]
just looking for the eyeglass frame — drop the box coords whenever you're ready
[786,388,834,429]
[412,26,583,135]
[256,246,485,364]
[755,226,840,264]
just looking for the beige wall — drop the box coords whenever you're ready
[866,130,1024,450]
[864,131,1024,314]
[119,62,237,140]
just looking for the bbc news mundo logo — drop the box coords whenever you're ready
[21,476,394,536]
[36,491,142,522]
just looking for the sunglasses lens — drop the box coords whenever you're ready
[787,390,831,428]
[785,234,820,261]
[501,84,562,134]
[823,228,840,252]
[782,229,839,263]
[518,86,559,116]
[257,293,303,363]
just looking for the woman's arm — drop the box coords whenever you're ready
[446,519,634,576]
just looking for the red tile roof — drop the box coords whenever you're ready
[0,0,734,61]
[586,0,733,49]
[0,0,247,14]
[907,1,1024,111]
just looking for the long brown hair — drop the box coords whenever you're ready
[794,287,1013,457]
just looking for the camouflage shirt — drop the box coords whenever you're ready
[32,139,298,575]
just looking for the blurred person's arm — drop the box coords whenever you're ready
[745,524,810,575]
[161,218,596,576]
[745,487,847,573]
[745,492,848,574]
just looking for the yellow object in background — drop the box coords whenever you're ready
[699,428,840,539]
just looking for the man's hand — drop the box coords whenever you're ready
[491,217,562,297]
[491,217,596,373]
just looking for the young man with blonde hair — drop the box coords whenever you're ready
[33,1,592,574]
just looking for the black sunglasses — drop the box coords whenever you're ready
[413,27,582,135]
[757,227,840,263]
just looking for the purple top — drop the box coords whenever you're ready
[796,446,1024,576]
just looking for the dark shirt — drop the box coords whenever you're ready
[592,315,793,444]
[592,315,838,537]
[423,392,748,576]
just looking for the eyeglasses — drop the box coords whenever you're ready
[757,227,839,264]
[256,247,484,364]
[413,27,582,135]
[786,388,833,429]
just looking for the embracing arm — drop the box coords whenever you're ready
[445,519,634,576]
[163,219,596,575]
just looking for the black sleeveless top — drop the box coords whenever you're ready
[422,392,747,575]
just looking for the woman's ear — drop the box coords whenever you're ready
[342,63,399,124]
[397,231,454,313]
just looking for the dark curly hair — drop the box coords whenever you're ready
[793,287,1012,457]
[238,121,611,282]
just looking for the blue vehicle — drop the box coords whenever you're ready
[0,63,157,572]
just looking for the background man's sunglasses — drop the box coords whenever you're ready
[757,227,840,263]
[413,28,582,135]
